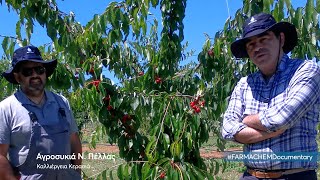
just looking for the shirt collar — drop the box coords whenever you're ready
[255,54,289,83]
[257,54,289,76]
[277,54,289,72]
[15,89,55,105]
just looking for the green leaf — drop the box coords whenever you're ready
[140,18,147,35]
[145,137,157,162]
[214,160,220,175]
[162,133,170,150]
[151,0,158,7]
[293,7,303,28]
[124,164,130,179]
[186,132,193,149]
[100,14,107,34]
[1,37,9,55]
[305,0,314,28]
[121,14,130,36]
[109,169,114,180]
[117,164,124,180]
[15,20,22,43]
[9,40,18,55]
[263,0,271,12]
[284,0,292,9]
[130,98,139,110]
[142,162,151,179]
[131,164,139,179]
[157,157,170,166]
[102,170,107,179]
[128,139,133,149]
[317,0,320,13]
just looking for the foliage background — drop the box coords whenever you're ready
[1,0,319,179]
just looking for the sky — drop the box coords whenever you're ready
[0,0,307,83]
[0,0,242,57]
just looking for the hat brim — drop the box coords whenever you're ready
[231,22,297,58]
[2,59,57,84]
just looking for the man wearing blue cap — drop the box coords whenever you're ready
[0,45,82,179]
[222,13,320,179]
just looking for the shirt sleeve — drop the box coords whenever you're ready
[67,104,79,133]
[222,78,247,141]
[260,61,320,131]
[59,95,79,133]
[0,101,11,144]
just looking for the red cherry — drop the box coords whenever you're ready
[107,105,113,111]
[155,77,162,84]
[194,107,201,113]
[190,101,196,107]
[91,80,100,89]
[122,117,127,123]
[200,100,205,107]
[103,95,111,104]
[191,104,198,110]
[138,71,144,76]
[159,172,166,179]
[103,95,110,101]
[88,66,94,74]
[208,49,214,57]
[122,114,131,123]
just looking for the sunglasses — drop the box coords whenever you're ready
[20,66,46,77]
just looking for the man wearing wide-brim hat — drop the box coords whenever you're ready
[0,45,82,179]
[222,13,320,180]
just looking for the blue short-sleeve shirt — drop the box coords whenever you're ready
[0,89,78,166]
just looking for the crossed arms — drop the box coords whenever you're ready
[234,114,285,144]
[222,61,320,144]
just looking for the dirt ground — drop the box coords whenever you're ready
[82,144,242,159]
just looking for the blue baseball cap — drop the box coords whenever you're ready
[2,45,57,84]
[230,13,297,58]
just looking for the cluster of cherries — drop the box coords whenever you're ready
[90,79,101,89]
[155,76,162,84]
[190,97,205,114]
[104,95,132,125]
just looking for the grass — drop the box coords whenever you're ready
[81,157,245,180]
[79,134,244,179]
[81,153,124,179]
[79,124,320,179]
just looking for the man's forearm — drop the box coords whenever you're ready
[0,155,16,180]
[234,127,284,144]
[243,114,268,131]
[234,127,273,144]
[70,133,82,173]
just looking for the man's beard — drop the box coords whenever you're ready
[29,77,45,90]
[23,77,46,97]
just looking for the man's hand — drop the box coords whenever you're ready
[70,132,82,174]
[269,128,286,138]
[0,144,16,180]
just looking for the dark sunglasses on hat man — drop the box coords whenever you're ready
[230,13,298,58]
[2,45,57,84]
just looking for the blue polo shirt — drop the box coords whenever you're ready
[0,89,78,166]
